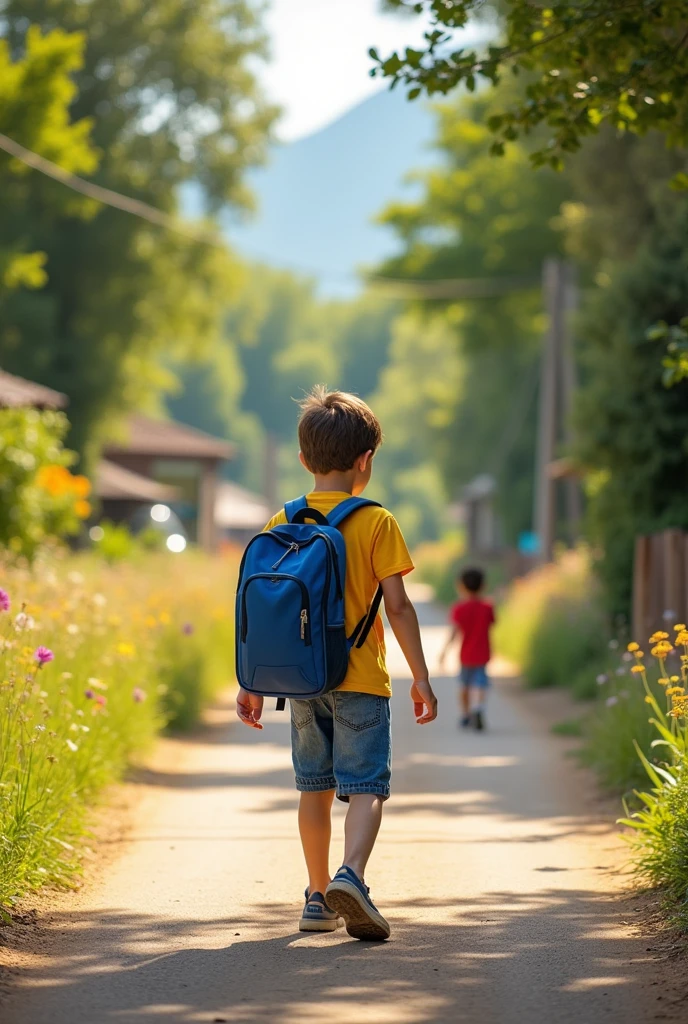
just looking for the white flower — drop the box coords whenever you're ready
[608,639,619,650]
[69,723,79,732]
[35,724,45,732]
[14,612,35,632]
[75,709,84,717]
[596,674,608,685]
[93,593,107,608]
[60,672,73,681]
[622,651,633,662]
[606,696,619,707]
[66,624,79,635]
[67,571,84,586]
[80,725,90,733]
[88,677,107,690]
[65,739,78,752]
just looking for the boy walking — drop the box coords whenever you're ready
[236,387,437,941]
[440,567,495,731]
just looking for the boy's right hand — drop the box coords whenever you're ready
[236,687,264,729]
[411,679,438,724]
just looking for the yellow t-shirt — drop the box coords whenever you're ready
[264,492,414,698]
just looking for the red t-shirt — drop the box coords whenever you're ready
[450,598,495,667]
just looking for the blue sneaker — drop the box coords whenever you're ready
[299,888,341,932]
[325,866,390,941]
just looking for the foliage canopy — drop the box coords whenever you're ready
[0,1,276,460]
[374,1,688,171]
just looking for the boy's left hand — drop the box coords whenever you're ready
[411,679,438,724]
[236,687,264,729]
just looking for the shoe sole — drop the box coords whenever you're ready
[299,916,341,932]
[325,880,390,941]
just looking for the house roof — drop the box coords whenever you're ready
[215,481,270,530]
[104,414,234,461]
[95,460,180,502]
[0,369,67,409]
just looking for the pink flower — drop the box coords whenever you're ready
[35,646,54,667]
[95,694,107,706]
[84,689,95,700]
[132,688,147,703]
[182,623,194,635]
[0,589,10,612]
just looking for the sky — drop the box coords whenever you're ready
[259,0,438,141]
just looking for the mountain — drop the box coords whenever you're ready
[223,88,438,295]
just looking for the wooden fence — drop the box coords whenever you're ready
[633,530,688,641]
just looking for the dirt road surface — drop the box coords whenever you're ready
[2,601,669,1023]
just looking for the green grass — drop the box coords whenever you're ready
[0,550,236,910]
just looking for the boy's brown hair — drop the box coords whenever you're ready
[298,386,382,474]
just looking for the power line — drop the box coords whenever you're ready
[0,131,224,247]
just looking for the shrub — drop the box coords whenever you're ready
[0,409,90,559]
[0,549,236,912]
[494,549,610,696]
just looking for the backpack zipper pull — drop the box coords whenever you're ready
[271,542,299,570]
[300,608,308,640]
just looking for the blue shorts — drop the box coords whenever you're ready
[460,665,489,689]
[290,691,391,802]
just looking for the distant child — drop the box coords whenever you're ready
[440,567,495,731]
[236,386,438,941]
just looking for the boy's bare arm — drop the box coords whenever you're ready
[381,573,438,723]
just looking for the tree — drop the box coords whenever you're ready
[565,128,688,616]
[0,26,97,299]
[373,1,688,172]
[0,2,276,459]
[374,90,570,543]
[169,265,400,500]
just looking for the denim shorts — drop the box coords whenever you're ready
[290,691,391,802]
[460,664,489,689]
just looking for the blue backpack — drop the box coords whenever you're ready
[235,495,383,710]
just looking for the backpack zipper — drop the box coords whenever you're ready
[271,542,299,570]
[300,608,308,640]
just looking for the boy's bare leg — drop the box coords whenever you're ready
[342,794,384,880]
[298,790,335,895]
[461,686,471,717]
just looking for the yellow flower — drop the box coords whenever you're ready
[644,696,654,703]
[676,631,688,646]
[74,499,91,519]
[658,677,670,686]
[674,624,687,632]
[116,642,135,658]
[670,675,680,683]
[631,664,645,674]
[650,631,669,643]
[627,642,639,652]
[145,615,158,629]
[71,475,91,499]
[634,650,644,659]
[651,641,674,657]
[158,611,171,625]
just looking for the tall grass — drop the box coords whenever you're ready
[494,549,611,697]
[0,549,236,912]
[616,626,688,926]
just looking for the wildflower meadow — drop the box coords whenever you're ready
[0,549,236,914]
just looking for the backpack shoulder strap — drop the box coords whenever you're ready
[326,496,382,530]
[284,495,308,524]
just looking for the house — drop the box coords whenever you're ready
[0,369,236,552]
[0,368,67,410]
[215,480,271,547]
[103,415,234,550]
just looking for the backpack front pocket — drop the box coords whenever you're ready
[239,573,318,692]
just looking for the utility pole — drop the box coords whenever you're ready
[533,258,581,562]
[561,263,582,543]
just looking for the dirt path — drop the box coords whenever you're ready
[1,602,671,1023]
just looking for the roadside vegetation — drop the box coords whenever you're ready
[0,549,235,914]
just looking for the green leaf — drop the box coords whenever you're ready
[670,172,688,191]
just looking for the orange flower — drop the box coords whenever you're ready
[71,475,91,498]
[74,499,91,519]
